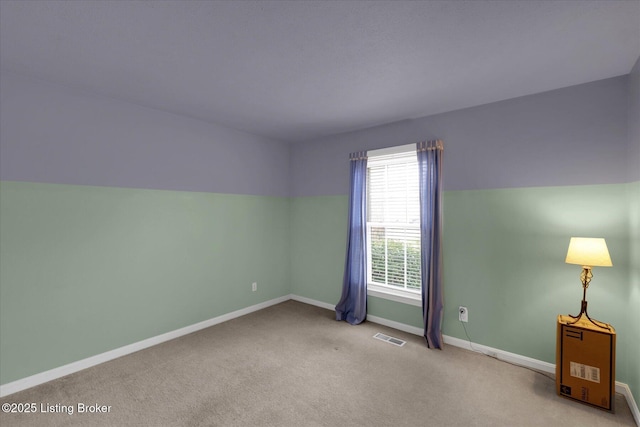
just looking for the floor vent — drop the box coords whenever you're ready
[373,332,406,347]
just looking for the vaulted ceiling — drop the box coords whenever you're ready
[1,0,638,143]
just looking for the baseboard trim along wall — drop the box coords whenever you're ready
[294,295,640,426]
[2,293,638,427]
[0,295,290,398]
[289,294,335,311]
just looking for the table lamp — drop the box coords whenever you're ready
[565,237,612,329]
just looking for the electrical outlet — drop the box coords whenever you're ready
[458,306,468,322]
[252,282,257,292]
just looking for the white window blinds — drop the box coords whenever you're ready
[367,149,421,292]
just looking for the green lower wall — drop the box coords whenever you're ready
[1,180,637,407]
[628,181,640,404]
[443,184,630,359]
[290,183,637,402]
[0,181,290,384]
[290,195,347,305]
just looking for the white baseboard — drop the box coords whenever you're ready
[2,293,638,427]
[442,335,556,375]
[290,294,639,426]
[620,383,640,427]
[366,314,424,336]
[0,295,290,398]
[290,294,334,311]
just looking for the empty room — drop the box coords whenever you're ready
[0,1,639,426]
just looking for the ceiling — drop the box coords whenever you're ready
[1,1,639,143]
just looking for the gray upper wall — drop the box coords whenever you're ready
[1,70,634,198]
[0,72,290,198]
[291,75,630,197]
[629,57,640,183]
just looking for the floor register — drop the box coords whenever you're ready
[556,314,616,412]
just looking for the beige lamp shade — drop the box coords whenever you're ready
[565,237,613,267]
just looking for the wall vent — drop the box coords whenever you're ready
[373,332,406,347]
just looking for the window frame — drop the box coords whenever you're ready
[366,144,422,306]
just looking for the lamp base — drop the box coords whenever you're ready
[567,300,611,330]
[567,268,610,330]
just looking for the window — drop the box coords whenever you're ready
[366,144,421,304]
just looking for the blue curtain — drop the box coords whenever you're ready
[417,140,444,348]
[335,151,368,325]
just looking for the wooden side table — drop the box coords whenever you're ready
[556,314,616,412]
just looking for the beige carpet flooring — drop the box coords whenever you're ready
[0,300,636,426]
